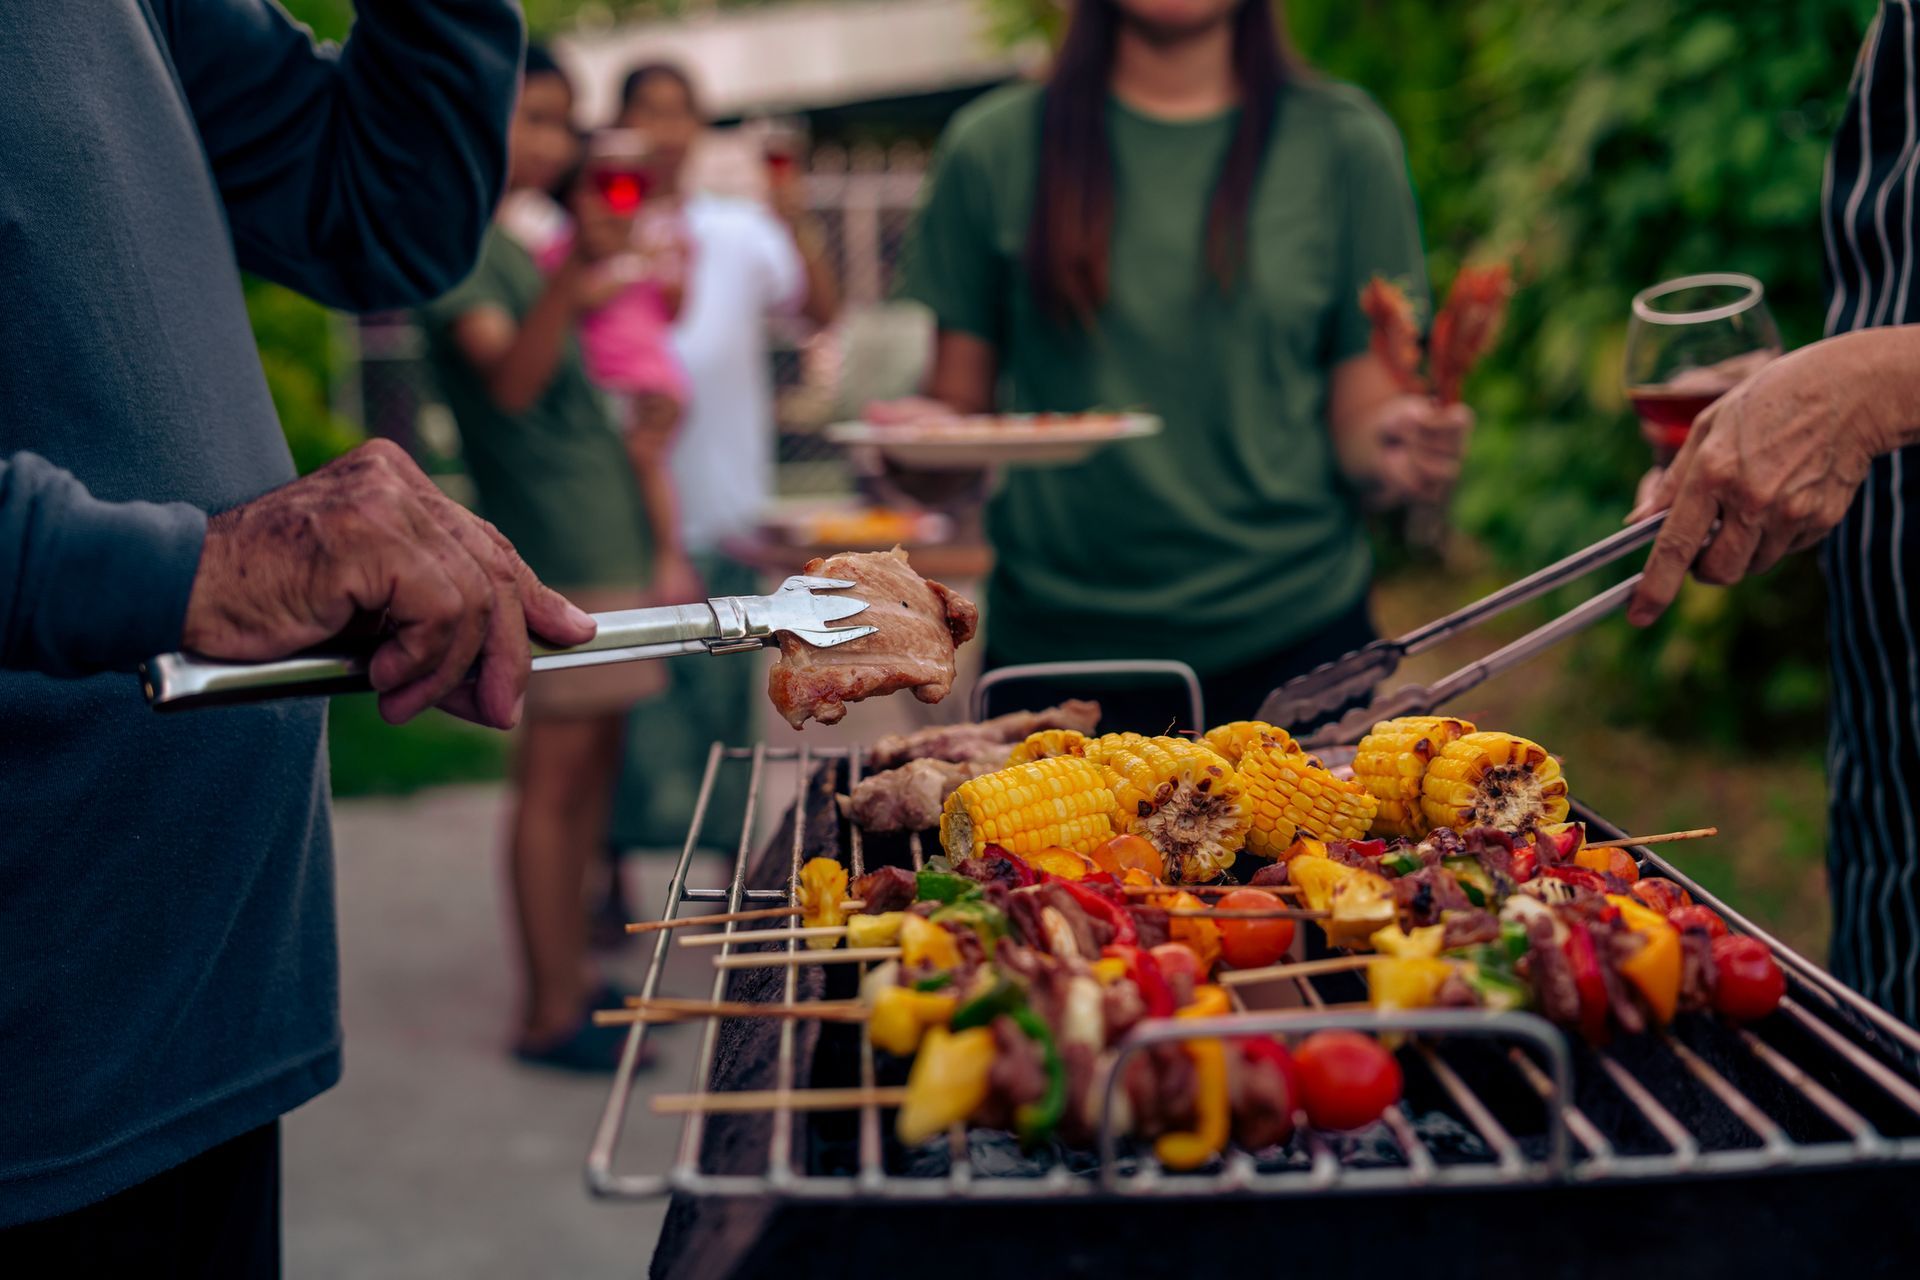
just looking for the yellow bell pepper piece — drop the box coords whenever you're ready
[1368,956,1454,1011]
[1282,836,1329,864]
[1286,855,1352,914]
[1370,923,1447,959]
[797,857,850,950]
[896,1025,995,1145]
[1028,846,1095,880]
[1607,895,1682,1024]
[846,912,906,949]
[868,985,957,1056]
[1166,890,1223,975]
[1154,1038,1230,1170]
[1092,956,1130,986]
[1182,984,1231,1018]
[899,912,962,971]
[1574,846,1615,875]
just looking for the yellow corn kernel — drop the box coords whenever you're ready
[1352,716,1477,839]
[1083,734,1231,825]
[1006,729,1092,766]
[939,756,1120,862]
[1237,740,1379,859]
[1201,721,1300,765]
[1420,731,1570,833]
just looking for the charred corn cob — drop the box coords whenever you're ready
[939,756,1119,862]
[1237,739,1379,859]
[1084,733,1229,823]
[1420,731,1570,832]
[1352,716,1477,839]
[1200,721,1300,765]
[1006,728,1091,766]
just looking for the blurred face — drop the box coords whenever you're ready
[620,73,700,181]
[508,72,578,194]
[1112,0,1240,41]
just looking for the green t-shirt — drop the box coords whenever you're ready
[420,227,653,592]
[898,80,1427,674]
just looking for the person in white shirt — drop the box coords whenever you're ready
[608,61,839,854]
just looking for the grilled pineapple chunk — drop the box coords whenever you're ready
[1419,731,1570,833]
[1352,716,1477,839]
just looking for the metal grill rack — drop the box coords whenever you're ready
[587,742,1920,1202]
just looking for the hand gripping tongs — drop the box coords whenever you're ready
[1257,513,1668,753]
[139,574,878,712]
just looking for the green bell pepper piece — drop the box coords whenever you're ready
[951,977,1026,1032]
[1441,856,1493,908]
[1008,1006,1067,1147]
[930,899,1008,953]
[1382,850,1423,878]
[916,869,982,905]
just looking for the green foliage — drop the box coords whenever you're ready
[328,696,510,797]
[984,0,1868,747]
[244,278,363,474]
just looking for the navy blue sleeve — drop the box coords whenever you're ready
[153,0,525,312]
[0,453,207,677]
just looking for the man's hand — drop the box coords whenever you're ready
[1368,395,1475,506]
[183,440,597,727]
[1625,338,1898,625]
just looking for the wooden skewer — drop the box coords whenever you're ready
[678,925,848,949]
[714,946,903,970]
[1218,954,1376,987]
[652,1086,908,1115]
[1121,883,1304,899]
[594,998,869,1026]
[1584,826,1719,852]
[625,899,865,935]
[1163,906,1328,921]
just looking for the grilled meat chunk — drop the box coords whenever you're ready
[1524,915,1581,1026]
[840,756,996,833]
[768,549,979,729]
[867,701,1102,769]
[1230,1051,1295,1152]
[849,866,917,914]
[1395,866,1475,926]
[1249,862,1292,888]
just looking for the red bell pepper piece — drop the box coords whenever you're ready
[1563,921,1611,1045]
[1103,944,1176,1017]
[1511,847,1538,883]
[1054,876,1139,947]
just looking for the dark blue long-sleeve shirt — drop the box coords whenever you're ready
[0,0,520,1225]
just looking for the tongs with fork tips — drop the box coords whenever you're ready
[140,573,878,712]
[1258,512,1668,752]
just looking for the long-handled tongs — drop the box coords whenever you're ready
[1258,513,1667,750]
[140,574,878,712]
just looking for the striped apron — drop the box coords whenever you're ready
[1821,0,1920,1025]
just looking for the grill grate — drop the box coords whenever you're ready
[588,744,1920,1201]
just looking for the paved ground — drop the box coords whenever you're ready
[286,786,728,1279]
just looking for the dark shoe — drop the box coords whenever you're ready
[513,1016,654,1074]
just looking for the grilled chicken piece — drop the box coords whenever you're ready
[866,700,1102,769]
[767,549,979,729]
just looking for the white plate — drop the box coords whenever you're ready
[824,412,1162,470]
[755,502,953,552]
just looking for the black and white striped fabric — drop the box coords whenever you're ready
[1821,0,1920,1025]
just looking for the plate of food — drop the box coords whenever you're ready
[756,502,954,553]
[825,410,1162,470]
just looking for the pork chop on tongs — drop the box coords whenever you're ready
[768,548,980,729]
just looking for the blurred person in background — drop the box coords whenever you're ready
[609,62,840,853]
[418,45,661,1073]
[0,1,598,1268]
[1628,3,1920,1025]
[882,0,1471,726]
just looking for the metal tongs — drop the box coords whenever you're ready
[140,574,878,712]
[1259,513,1668,751]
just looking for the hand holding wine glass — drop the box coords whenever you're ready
[1624,272,1782,465]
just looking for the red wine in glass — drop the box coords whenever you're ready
[1626,388,1725,455]
[592,165,649,216]
[1624,274,1781,465]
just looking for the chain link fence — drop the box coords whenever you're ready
[346,145,932,506]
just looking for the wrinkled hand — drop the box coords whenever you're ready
[183,440,597,727]
[1626,342,1885,625]
[1370,395,1475,505]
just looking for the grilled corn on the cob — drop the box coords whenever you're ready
[1420,731,1570,832]
[1237,739,1379,859]
[939,756,1120,862]
[1082,734,1248,882]
[1200,721,1300,765]
[1005,728,1091,766]
[1352,716,1477,839]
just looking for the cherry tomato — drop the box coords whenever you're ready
[1090,834,1166,879]
[1294,1031,1403,1131]
[1669,904,1728,939]
[1214,888,1296,969]
[1150,943,1202,1007]
[1630,876,1693,916]
[1603,848,1641,884]
[1711,935,1785,1022]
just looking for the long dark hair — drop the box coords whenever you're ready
[1027,0,1294,321]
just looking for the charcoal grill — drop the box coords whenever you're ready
[590,672,1920,1278]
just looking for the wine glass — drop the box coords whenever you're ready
[1624,272,1782,465]
[586,128,653,217]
